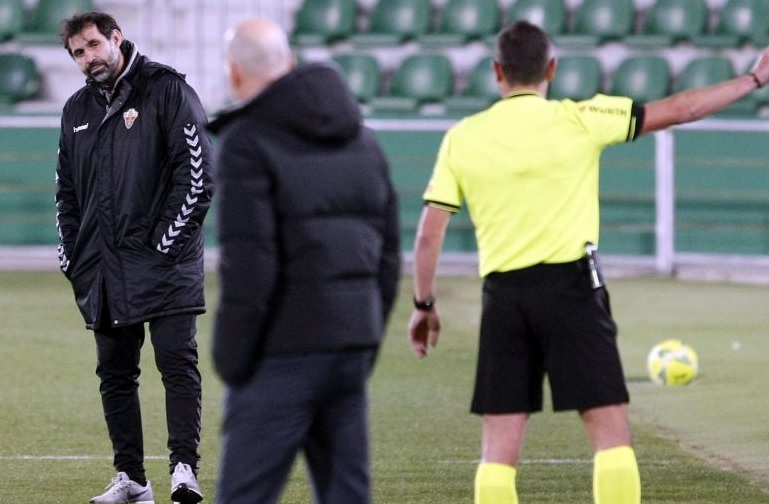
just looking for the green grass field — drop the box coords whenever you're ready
[1,270,768,503]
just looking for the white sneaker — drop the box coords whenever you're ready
[171,462,203,504]
[90,472,154,504]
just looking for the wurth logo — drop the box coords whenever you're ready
[157,124,205,254]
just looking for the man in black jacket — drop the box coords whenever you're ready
[56,12,213,504]
[208,18,400,504]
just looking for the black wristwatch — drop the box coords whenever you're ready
[413,296,435,312]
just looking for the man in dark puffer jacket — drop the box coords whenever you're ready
[208,18,400,504]
[56,12,212,504]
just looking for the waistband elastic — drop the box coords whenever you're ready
[485,259,587,282]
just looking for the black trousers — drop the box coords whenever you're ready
[94,310,202,482]
[216,349,376,504]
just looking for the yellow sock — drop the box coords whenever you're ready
[474,462,518,504]
[593,446,641,504]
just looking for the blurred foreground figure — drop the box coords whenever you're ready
[208,18,400,504]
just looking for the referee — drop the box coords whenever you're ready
[408,21,769,504]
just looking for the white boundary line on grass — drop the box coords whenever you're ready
[438,458,590,465]
[3,455,676,466]
[0,455,167,460]
[4,455,595,465]
[438,458,675,466]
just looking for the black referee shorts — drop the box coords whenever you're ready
[470,260,629,414]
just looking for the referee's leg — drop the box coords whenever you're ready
[474,414,528,504]
[581,404,640,504]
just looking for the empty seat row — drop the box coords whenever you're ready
[330,52,769,116]
[0,0,94,45]
[292,0,769,50]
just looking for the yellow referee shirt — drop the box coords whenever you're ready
[423,91,640,277]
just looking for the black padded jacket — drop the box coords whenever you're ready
[55,40,214,329]
[208,63,401,387]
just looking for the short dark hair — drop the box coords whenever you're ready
[496,21,552,86]
[61,11,121,56]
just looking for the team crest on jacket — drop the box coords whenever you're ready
[123,108,139,130]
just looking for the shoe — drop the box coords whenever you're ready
[171,462,203,504]
[90,472,155,504]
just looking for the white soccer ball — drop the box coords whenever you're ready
[646,339,699,386]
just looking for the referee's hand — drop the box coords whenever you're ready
[408,309,441,358]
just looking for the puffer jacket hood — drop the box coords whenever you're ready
[210,62,361,141]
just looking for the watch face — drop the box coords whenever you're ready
[414,298,434,311]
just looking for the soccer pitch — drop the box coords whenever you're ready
[1,270,768,503]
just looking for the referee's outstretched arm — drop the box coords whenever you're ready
[641,46,769,135]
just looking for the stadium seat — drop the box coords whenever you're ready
[0,53,40,105]
[419,0,499,47]
[502,0,566,37]
[331,53,381,103]
[609,56,671,103]
[554,0,634,47]
[444,56,499,114]
[691,0,769,49]
[676,56,755,116]
[675,56,734,92]
[351,0,432,47]
[291,0,356,46]
[624,0,708,48]
[0,0,23,42]
[19,0,93,44]
[548,55,602,101]
[370,53,453,114]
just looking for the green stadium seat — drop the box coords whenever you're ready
[609,56,671,103]
[501,0,566,39]
[351,0,432,47]
[331,53,381,103]
[691,0,769,49]
[291,0,356,46]
[675,56,734,92]
[0,53,40,105]
[0,0,23,42]
[676,56,755,116]
[18,0,93,44]
[548,55,602,101]
[370,53,453,114]
[554,0,634,47]
[444,56,499,114]
[625,0,708,48]
[419,0,499,48]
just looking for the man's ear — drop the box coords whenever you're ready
[227,61,242,92]
[545,57,557,82]
[493,60,504,83]
[111,29,123,46]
